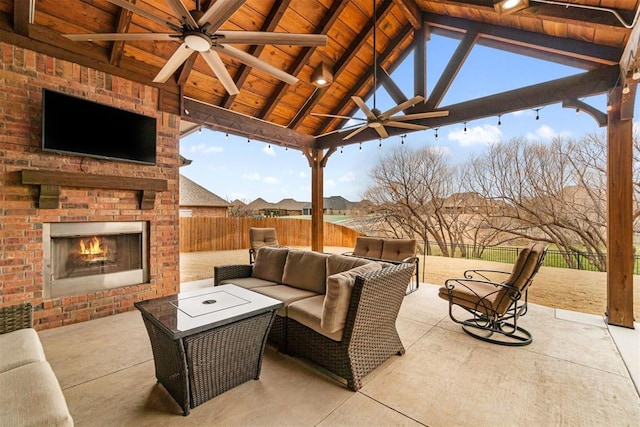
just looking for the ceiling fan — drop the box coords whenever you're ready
[62,0,327,95]
[312,0,448,140]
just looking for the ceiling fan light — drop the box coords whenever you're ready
[494,0,529,15]
[312,62,333,87]
[184,33,211,52]
[633,67,640,80]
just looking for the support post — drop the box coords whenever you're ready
[309,149,324,252]
[606,87,635,328]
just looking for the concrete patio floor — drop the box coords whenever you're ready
[37,252,640,426]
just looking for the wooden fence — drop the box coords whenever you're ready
[180,217,362,253]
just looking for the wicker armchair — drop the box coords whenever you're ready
[286,262,415,390]
[439,243,547,346]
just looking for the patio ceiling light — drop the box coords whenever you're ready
[494,0,529,15]
[311,62,333,87]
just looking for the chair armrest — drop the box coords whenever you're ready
[462,268,510,282]
[444,277,522,301]
[214,264,253,286]
[342,251,355,256]
[0,302,33,334]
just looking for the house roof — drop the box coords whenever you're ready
[179,174,230,207]
[3,0,638,152]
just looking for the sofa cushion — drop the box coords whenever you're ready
[218,277,279,289]
[0,361,74,426]
[380,239,417,262]
[281,250,330,294]
[252,246,289,283]
[289,295,343,342]
[322,263,382,333]
[0,328,47,373]
[251,285,319,316]
[326,254,373,278]
[352,237,384,259]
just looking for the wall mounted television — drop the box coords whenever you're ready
[42,89,157,165]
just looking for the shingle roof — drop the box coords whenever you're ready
[179,175,229,207]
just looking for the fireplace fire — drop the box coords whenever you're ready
[43,222,149,298]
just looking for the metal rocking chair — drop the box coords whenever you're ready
[438,242,548,346]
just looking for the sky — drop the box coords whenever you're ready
[179,33,628,204]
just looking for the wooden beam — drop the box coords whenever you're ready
[606,86,635,328]
[424,27,479,111]
[110,3,135,66]
[378,65,408,106]
[393,0,421,29]
[414,25,427,99]
[13,0,34,37]
[561,99,607,127]
[315,64,620,147]
[183,98,315,149]
[425,14,621,69]
[308,149,324,252]
[288,86,327,129]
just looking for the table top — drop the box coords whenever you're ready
[134,284,283,338]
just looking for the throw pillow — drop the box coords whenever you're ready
[321,262,382,333]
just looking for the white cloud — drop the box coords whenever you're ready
[525,124,571,141]
[263,176,280,185]
[242,172,260,181]
[262,145,276,156]
[325,179,336,189]
[339,171,356,182]
[188,143,224,154]
[299,171,307,179]
[448,124,502,147]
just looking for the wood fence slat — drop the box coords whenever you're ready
[179,217,362,252]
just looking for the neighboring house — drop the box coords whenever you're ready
[302,196,361,215]
[179,175,230,217]
[273,198,307,216]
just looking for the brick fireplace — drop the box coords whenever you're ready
[0,42,180,330]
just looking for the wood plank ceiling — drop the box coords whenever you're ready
[1,0,639,151]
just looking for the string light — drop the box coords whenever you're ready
[607,99,613,111]
[622,83,630,94]
[247,138,250,145]
[198,127,202,134]
[463,122,467,133]
[434,128,438,140]
[400,134,406,144]
[575,107,580,115]
[534,108,540,120]
[225,133,229,139]
[359,143,362,151]
[285,146,288,151]
[268,144,271,149]
[378,139,382,149]
[340,146,343,154]
[498,115,502,126]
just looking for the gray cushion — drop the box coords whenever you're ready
[326,254,373,278]
[218,277,279,289]
[0,328,46,373]
[0,361,74,426]
[281,250,330,294]
[251,285,318,316]
[252,246,289,283]
[289,295,343,342]
[322,263,382,333]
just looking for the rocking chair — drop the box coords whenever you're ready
[438,242,548,346]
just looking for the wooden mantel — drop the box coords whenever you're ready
[21,169,168,210]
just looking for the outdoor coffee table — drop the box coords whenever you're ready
[134,284,283,415]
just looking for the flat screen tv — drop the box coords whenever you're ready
[42,89,157,165]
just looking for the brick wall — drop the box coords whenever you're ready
[0,41,180,330]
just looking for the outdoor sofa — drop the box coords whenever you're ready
[214,246,414,390]
[0,303,74,426]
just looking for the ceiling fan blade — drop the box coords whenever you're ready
[200,50,239,95]
[385,121,429,130]
[164,0,198,28]
[374,125,389,139]
[198,0,246,32]
[153,43,194,83]
[63,33,176,42]
[315,123,362,138]
[392,110,450,121]
[215,31,327,46]
[106,0,181,31]
[351,96,377,120]
[215,45,298,84]
[311,112,366,121]
[343,125,369,140]
[380,95,425,120]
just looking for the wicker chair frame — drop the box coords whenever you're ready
[0,302,33,334]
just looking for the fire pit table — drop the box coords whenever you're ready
[134,284,283,415]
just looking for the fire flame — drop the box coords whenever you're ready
[79,236,107,257]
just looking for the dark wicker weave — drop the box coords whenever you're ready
[214,264,253,286]
[139,309,275,415]
[0,302,33,334]
[286,263,414,391]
